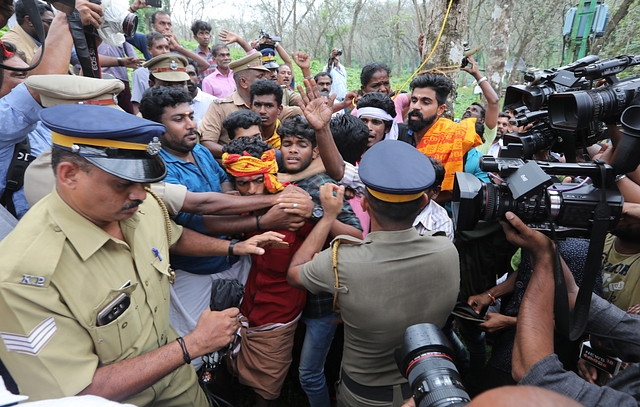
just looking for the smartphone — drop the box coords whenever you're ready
[96,293,131,326]
[146,0,163,8]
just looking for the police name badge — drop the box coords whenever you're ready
[21,274,45,287]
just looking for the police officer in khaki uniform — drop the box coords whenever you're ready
[0,104,283,405]
[199,52,302,159]
[287,140,460,407]
[143,53,190,91]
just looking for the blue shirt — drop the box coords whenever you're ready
[0,83,51,218]
[160,144,231,275]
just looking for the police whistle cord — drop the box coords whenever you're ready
[551,162,610,341]
[67,10,102,78]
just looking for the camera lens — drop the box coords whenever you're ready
[122,13,138,38]
[549,77,640,130]
[396,324,470,407]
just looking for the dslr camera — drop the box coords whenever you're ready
[259,29,281,44]
[395,324,470,407]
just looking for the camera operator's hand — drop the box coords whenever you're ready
[480,313,516,333]
[461,55,481,80]
[619,203,640,226]
[0,0,14,29]
[298,78,337,131]
[576,358,599,384]
[500,212,554,260]
[129,0,151,12]
[76,0,104,29]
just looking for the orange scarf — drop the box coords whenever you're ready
[221,149,285,193]
[263,119,281,149]
[416,118,481,191]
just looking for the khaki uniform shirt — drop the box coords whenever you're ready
[199,90,302,147]
[1,24,39,64]
[0,189,205,406]
[299,228,459,387]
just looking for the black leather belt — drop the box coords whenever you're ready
[341,370,412,402]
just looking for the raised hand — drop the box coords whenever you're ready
[297,78,337,131]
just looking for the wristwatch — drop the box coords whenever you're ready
[311,205,324,220]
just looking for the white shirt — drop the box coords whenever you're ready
[488,138,503,158]
[413,200,454,242]
[191,88,217,127]
[340,162,365,197]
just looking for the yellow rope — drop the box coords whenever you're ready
[332,239,341,311]
[393,0,455,99]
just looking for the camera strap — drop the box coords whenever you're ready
[67,10,102,78]
[552,163,610,341]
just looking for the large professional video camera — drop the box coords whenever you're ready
[453,54,640,340]
[395,324,470,407]
[453,158,623,234]
[499,54,640,162]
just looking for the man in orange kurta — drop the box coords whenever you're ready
[398,73,481,203]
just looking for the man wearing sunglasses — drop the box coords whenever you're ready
[1,0,54,64]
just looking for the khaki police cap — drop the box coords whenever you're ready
[25,75,124,109]
[143,54,190,82]
[228,52,270,74]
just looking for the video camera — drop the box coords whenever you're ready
[501,54,640,162]
[452,158,623,235]
[395,324,470,407]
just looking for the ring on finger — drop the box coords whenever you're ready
[293,203,298,208]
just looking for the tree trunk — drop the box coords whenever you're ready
[421,0,469,118]
[590,0,638,56]
[486,0,513,97]
[345,0,366,68]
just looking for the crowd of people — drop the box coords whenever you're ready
[1,0,640,407]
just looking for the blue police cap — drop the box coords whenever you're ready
[359,140,435,202]
[260,48,279,69]
[40,105,168,183]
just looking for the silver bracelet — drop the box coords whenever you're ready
[615,174,627,182]
[477,76,488,85]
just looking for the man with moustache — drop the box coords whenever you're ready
[0,104,282,404]
[185,60,216,127]
[398,73,482,204]
[488,112,511,158]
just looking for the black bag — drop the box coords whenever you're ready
[198,278,245,407]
